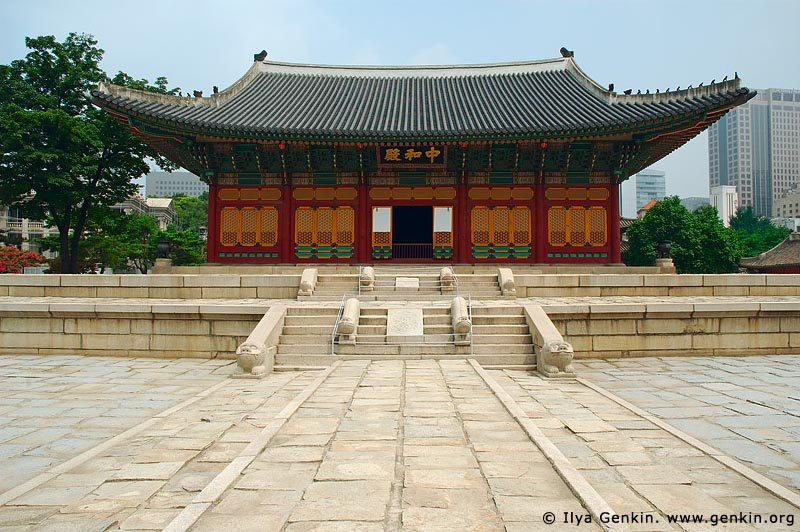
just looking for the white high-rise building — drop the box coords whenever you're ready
[635,169,666,210]
[145,171,208,198]
[710,185,738,227]
[709,88,800,217]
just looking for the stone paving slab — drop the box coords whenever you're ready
[0,355,798,531]
[575,356,800,492]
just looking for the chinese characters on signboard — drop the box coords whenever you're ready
[378,145,446,167]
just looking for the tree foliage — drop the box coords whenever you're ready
[172,192,208,232]
[0,246,46,274]
[0,33,178,273]
[729,206,790,258]
[624,196,741,273]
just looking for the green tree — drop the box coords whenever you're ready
[0,33,177,273]
[172,192,208,232]
[729,206,789,258]
[157,226,206,266]
[624,196,739,273]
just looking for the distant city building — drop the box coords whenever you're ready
[773,187,800,231]
[112,194,175,229]
[146,171,208,198]
[709,88,800,217]
[635,169,666,210]
[680,197,710,212]
[710,185,739,227]
[0,205,58,256]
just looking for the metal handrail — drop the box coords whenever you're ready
[330,294,348,356]
[467,293,474,357]
[358,265,362,296]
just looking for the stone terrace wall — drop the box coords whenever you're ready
[517,274,800,297]
[0,275,299,299]
[545,301,800,359]
[1,273,797,299]
[0,302,266,359]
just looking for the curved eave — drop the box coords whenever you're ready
[92,87,752,146]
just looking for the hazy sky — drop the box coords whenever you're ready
[2,0,799,216]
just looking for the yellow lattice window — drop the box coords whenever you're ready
[472,207,490,245]
[316,208,334,245]
[548,206,607,247]
[373,232,391,246]
[513,208,530,243]
[588,207,607,246]
[240,208,258,246]
[220,208,238,247]
[472,206,531,249]
[336,207,354,246]
[295,207,355,249]
[493,207,510,245]
[548,207,567,246]
[568,207,585,246]
[296,208,314,246]
[260,207,278,246]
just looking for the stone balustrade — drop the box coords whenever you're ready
[523,304,576,378]
[359,267,375,292]
[451,296,472,346]
[498,267,516,297]
[234,305,285,378]
[337,297,360,344]
[440,267,455,293]
[297,268,318,297]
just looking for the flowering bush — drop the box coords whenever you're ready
[0,246,46,274]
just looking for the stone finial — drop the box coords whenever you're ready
[359,266,375,292]
[440,267,455,292]
[337,298,360,345]
[451,296,471,346]
[539,340,575,378]
[234,342,273,378]
[298,268,318,297]
[498,268,516,297]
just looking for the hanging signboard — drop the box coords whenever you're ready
[377,145,447,168]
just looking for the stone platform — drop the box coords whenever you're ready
[0,354,797,531]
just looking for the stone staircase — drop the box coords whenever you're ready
[470,305,535,366]
[274,303,535,368]
[306,265,505,301]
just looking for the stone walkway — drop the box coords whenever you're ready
[0,355,797,531]
[575,356,800,492]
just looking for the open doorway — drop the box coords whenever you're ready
[392,206,433,259]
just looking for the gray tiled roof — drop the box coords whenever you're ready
[740,233,800,269]
[92,57,751,141]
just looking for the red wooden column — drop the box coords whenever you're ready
[609,183,621,263]
[357,184,369,263]
[534,184,547,263]
[280,183,293,262]
[456,184,469,262]
[207,183,218,262]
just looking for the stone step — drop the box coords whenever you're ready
[335,344,468,356]
[359,316,387,326]
[424,325,452,335]
[357,326,385,336]
[472,315,527,325]
[472,324,530,335]
[282,325,333,335]
[473,334,531,345]
[471,306,525,316]
[286,307,340,316]
[472,343,535,354]
[360,308,387,316]
[277,344,331,355]
[279,335,331,345]
[284,316,337,327]
[422,315,451,325]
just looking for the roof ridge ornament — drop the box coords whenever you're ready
[560,47,574,58]
[254,50,268,62]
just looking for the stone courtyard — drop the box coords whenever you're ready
[0,353,797,532]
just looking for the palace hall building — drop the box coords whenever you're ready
[92,50,753,265]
